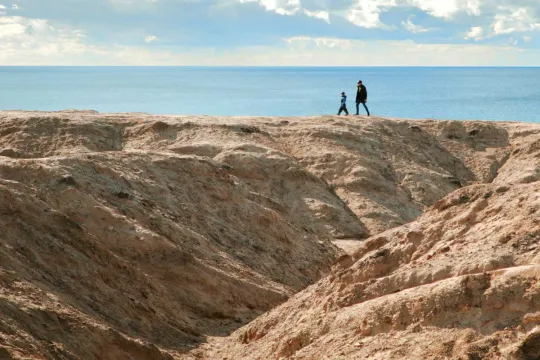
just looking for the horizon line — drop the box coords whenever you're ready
[1,65,539,68]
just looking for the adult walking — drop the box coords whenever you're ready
[356,80,370,116]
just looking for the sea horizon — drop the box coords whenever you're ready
[3,66,540,123]
[3,65,540,68]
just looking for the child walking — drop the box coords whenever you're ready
[338,92,349,116]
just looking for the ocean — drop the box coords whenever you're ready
[2,66,540,122]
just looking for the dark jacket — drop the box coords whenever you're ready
[356,85,367,102]
[341,95,347,106]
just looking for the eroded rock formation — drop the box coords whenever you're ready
[0,111,537,359]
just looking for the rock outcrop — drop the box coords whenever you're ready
[201,120,540,360]
[208,182,540,359]
[0,111,537,359]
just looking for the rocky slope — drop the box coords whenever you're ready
[200,120,540,360]
[0,111,537,359]
[207,182,540,359]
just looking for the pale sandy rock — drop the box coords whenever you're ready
[270,117,498,235]
[208,183,540,360]
[0,111,538,360]
[0,112,515,237]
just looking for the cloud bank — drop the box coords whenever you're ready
[1,0,539,65]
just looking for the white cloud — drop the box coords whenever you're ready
[407,0,458,18]
[3,28,540,66]
[285,36,358,50]
[0,15,95,64]
[239,0,301,16]
[236,0,540,34]
[303,9,330,23]
[492,6,540,35]
[145,35,157,43]
[344,0,483,28]
[108,0,159,4]
[242,0,479,28]
[465,26,483,40]
[278,36,537,66]
[402,17,430,33]
[347,0,396,28]
[464,0,481,16]
[240,0,487,29]
[5,0,540,66]
[407,0,481,18]
[0,17,26,37]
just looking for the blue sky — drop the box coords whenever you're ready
[1,0,539,65]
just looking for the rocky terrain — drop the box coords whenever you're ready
[0,111,538,359]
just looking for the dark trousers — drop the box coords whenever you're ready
[356,102,370,116]
[338,105,349,115]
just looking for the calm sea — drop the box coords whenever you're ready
[2,67,539,122]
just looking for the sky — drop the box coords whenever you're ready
[1,0,540,65]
